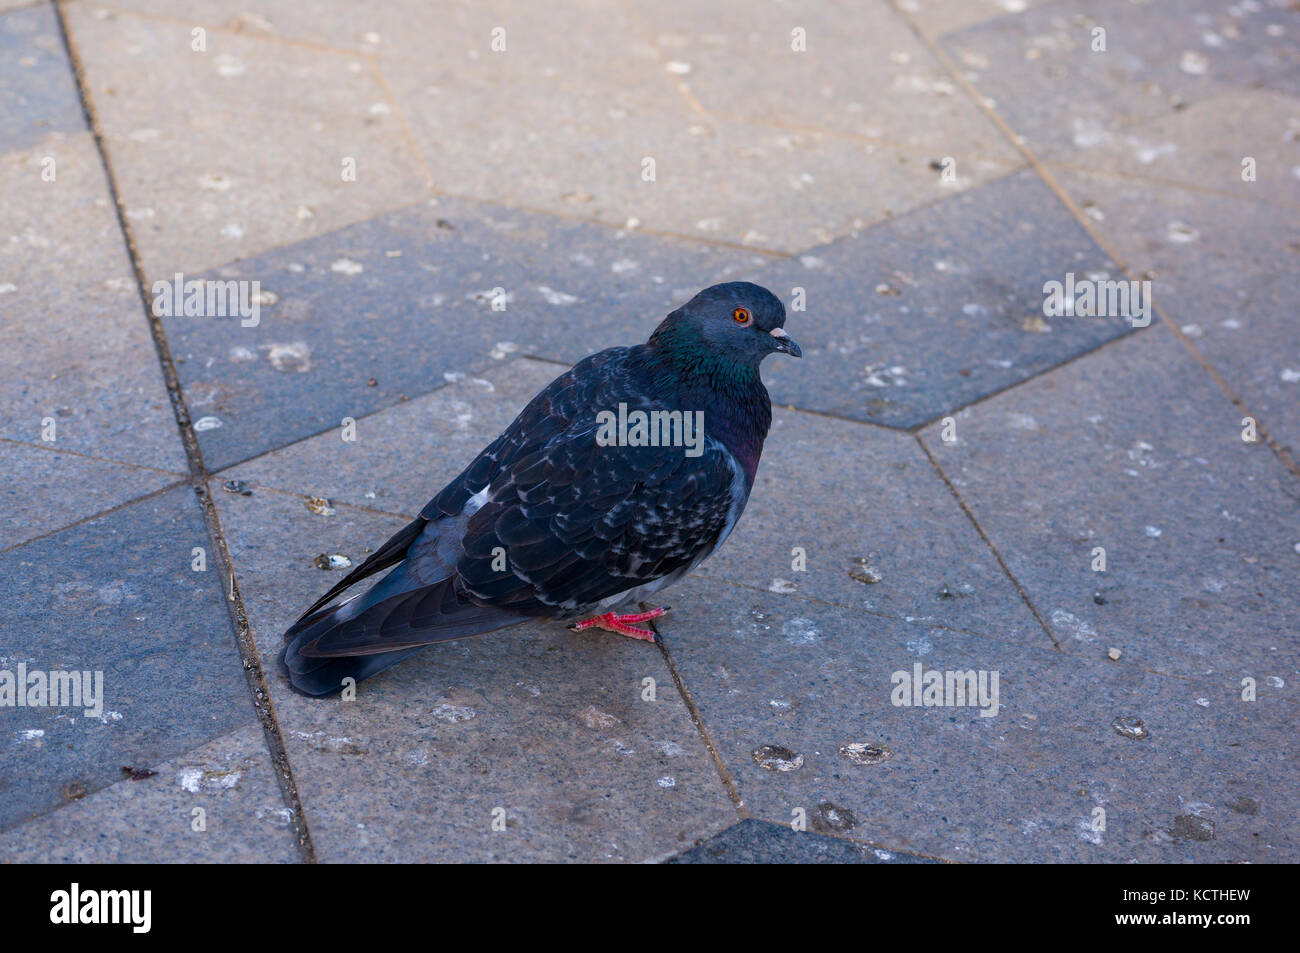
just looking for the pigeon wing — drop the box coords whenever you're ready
[455,414,745,615]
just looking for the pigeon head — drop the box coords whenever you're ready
[649,281,801,369]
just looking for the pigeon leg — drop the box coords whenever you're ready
[569,606,669,641]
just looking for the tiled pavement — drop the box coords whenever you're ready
[1,0,1295,863]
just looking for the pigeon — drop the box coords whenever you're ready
[282,281,801,696]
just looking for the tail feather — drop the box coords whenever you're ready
[295,518,426,623]
[281,641,426,698]
[280,566,524,697]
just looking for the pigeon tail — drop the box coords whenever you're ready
[281,563,526,696]
[280,639,425,698]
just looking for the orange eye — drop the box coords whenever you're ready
[733,307,752,325]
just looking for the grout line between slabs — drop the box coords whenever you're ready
[616,0,711,118]
[0,434,187,477]
[0,479,187,556]
[55,0,317,864]
[903,323,1145,435]
[366,51,437,194]
[891,0,1300,483]
[1045,159,1300,213]
[650,617,748,816]
[914,433,1062,651]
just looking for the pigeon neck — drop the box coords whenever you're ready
[647,325,757,388]
[643,339,771,482]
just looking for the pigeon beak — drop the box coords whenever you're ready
[769,326,802,358]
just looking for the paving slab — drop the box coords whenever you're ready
[941,0,1300,160]
[749,168,1129,428]
[0,442,180,551]
[388,87,1002,254]
[692,407,1043,644]
[666,817,935,863]
[919,326,1300,683]
[0,485,253,832]
[0,723,299,862]
[0,1,85,153]
[623,0,1018,158]
[1048,88,1300,209]
[657,575,1297,862]
[63,3,429,279]
[0,132,187,471]
[163,196,766,471]
[103,0,1019,250]
[1049,164,1300,459]
[214,486,737,862]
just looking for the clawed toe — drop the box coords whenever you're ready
[570,606,670,641]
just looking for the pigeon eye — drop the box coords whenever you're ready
[733,307,752,325]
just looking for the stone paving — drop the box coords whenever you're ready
[1,0,1296,863]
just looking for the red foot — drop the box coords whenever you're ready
[569,607,669,641]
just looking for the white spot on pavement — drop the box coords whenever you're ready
[1134,142,1176,165]
[579,705,620,730]
[536,285,578,305]
[1007,412,1040,430]
[178,766,243,793]
[214,54,246,77]
[430,703,477,724]
[1179,50,1209,75]
[261,341,312,373]
[782,617,819,645]
[1050,609,1098,642]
